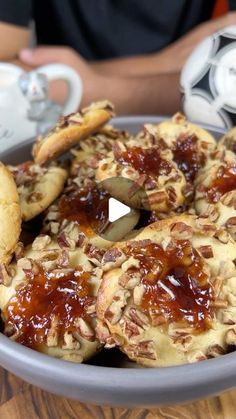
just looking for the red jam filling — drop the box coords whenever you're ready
[173,134,206,182]
[205,165,236,203]
[3,267,94,349]
[125,240,214,330]
[114,146,172,178]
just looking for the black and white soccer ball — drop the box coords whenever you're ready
[181,25,236,130]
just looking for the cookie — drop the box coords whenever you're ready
[195,147,236,238]
[44,136,140,248]
[219,126,236,154]
[32,101,115,165]
[136,113,216,182]
[0,162,21,264]
[96,215,236,367]
[96,141,187,211]
[0,235,101,363]
[9,161,68,221]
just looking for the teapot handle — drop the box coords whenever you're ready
[37,64,83,115]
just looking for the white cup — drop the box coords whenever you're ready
[0,62,82,149]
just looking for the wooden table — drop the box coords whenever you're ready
[0,367,236,419]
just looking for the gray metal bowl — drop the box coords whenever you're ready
[0,116,233,407]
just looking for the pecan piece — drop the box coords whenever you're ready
[105,290,130,325]
[14,242,24,261]
[32,234,51,251]
[127,340,156,360]
[197,245,213,259]
[62,331,81,350]
[95,322,110,344]
[133,284,145,305]
[170,222,193,240]
[0,264,12,286]
[207,345,225,358]
[214,228,230,244]
[47,315,59,347]
[74,318,95,341]
[102,248,126,270]
[225,327,236,346]
[225,217,236,234]
[118,272,141,289]
[148,191,166,205]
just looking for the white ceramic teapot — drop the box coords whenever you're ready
[0,62,82,150]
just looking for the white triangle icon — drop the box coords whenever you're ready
[108,197,131,222]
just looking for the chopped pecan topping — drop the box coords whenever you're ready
[14,242,24,261]
[57,231,75,249]
[170,222,193,240]
[148,191,166,205]
[46,315,59,347]
[62,331,81,350]
[127,307,149,329]
[166,186,177,206]
[118,272,141,289]
[207,345,225,358]
[222,311,236,325]
[57,249,70,268]
[225,327,236,346]
[105,290,130,325]
[203,205,220,222]
[27,191,43,203]
[74,317,95,341]
[32,234,51,251]
[187,350,207,363]
[121,318,143,340]
[197,245,213,259]
[85,244,105,263]
[95,322,110,344]
[214,228,230,244]
[17,258,40,277]
[126,340,156,360]
[0,264,12,286]
[225,217,236,233]
[195,218,217,236]
[133,284,145,305]
[103,248,124,263]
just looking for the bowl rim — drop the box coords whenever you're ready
[0,115,233,404]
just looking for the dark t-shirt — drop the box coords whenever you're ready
[0,0,236,60]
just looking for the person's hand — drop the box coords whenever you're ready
[156,12,236,73]
[18,46,104,106]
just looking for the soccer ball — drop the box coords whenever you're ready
[180,25,236,130]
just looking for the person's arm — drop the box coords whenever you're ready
[92,12,236,76]
[19,46,181,114]
[0,22,30,62]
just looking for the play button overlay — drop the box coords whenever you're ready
[108,198,131,222]
[86,177,149,242]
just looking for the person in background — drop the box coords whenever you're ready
[0,0,235,114]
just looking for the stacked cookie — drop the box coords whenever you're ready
[1,102,236,368]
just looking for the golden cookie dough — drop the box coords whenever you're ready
[96,215,236,367]
[9,161,68,221]
[219,126,236,154]
[0,162,21,264]
[195,147,236,239]
[0,236,101,363]
[96,141,187,212]
[32,100,115,165]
